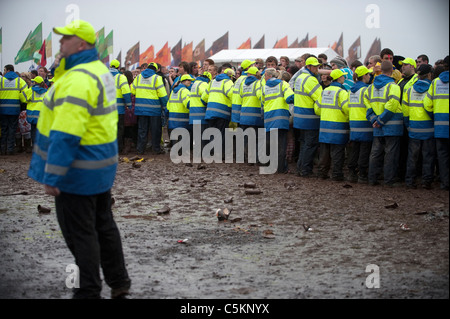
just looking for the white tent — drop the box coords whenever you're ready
[208,48,339,66]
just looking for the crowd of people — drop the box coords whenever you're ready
[1,45,449,190]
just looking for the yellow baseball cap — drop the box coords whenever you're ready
[110,59,120,68]
[330,69,348,80]
[53,19,96,45]
[33,76,44,84]
[247,66,259,75]
[305,57,321,66]
[201,71,212,81]
[355,65,373,78]
[241,60,255,70]
[148,62,159,71]
[399,57,416,68]
[180,74,195,82]
[223,68,235,76]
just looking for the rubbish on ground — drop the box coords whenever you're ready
[399,223,410,231]
[224,197,233,203]
[385,202,399,209]
[177,238,189,244]
[303,224,312,231]
[157,206,171,215]
[216,208,231,221]
[244,182,256,188]
[245,189,263,195]
[37,205,51,214]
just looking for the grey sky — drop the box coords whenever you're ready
[0,0,448,71]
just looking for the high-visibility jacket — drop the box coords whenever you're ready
[25,86,47,125]
[0,72,28,115]
[348,82,373,142]
[365,75,403,137]
[131,69,168,116]
[231,73,247,123]
[189,78,209,125]
[28,48,118,196]
[315,84,350,145]
[203,73,234,121]
[402,79,434,140]
[293,69,323,130]
[261,79,294,131]
[114,73,131,115]
[239,76,263,127]
[424,71,449,139]
[167,85,190,129]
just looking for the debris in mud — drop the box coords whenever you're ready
[302,224,313,231]
[262,229,275,239]
[342,184,353,188]
[129,155,144,162]
[216,208,232,221]
[157,206,171,215]
[399,223,410,231]
[385,202,399,209]
[132,162,141,168]
[122,214,156,221]
[37,205,51,214]
[171,177,180,182]
[224,197,233,204]
[230,217,242,223]
[197,164,206,170]
[245,189,263,195]
[243,182,257,188]
[177,238,189,244]
[284,181,296,190]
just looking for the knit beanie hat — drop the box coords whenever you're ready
[330,56,348,68]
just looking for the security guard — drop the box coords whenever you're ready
[364,60,403,187]
[261,68,294,173]
[0,64,28,155]
[231,59,255,124]
[424,56,449,190]
[293,57,323,177]
[28,19,131,299]
[131,62,168,154]
[347,66,373,183]
[314,69,350,181]
[110,59,131,153]
[25,75,47,144]
[167,74,193,131]
[189,71,211,149]
[402,63,435,189]
[239,66,263,163]
[203,67,234,151]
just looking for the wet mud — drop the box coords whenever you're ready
[0,153,448,299]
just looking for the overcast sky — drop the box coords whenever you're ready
[1,0,449,72]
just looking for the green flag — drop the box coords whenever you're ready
[100,30,113,60]
[96,27,106,59]
[15,22,42,64]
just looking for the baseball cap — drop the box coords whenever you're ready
[110,59,120,68]
[148,62,159,71]
[33,76,44,84]
[247,66,259,75]
[180,74,195,82]
[399,57,417,68]
[201,71,212,81]
[330,69,348,80]
[53,20,96,45]
[305,57,321,66]
[241,60,255,70]
[223,68,235,76]
[355,65,373,78]
[417,64,432,76]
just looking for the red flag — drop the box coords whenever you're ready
[154,42,171,67]
[181,42,193,62]
[308,36,317,48]
[140,45,154,65]
[273,36,288,48]
[237,38,251,50]
[38,40,46,67]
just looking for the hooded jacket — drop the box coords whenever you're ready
[261,78,294,131]
[131,68,168,116]
[203,73,234,121]
[424,71,449,139]
[0,71,28,115]
[25,85,48,125]
[348,81,373,142]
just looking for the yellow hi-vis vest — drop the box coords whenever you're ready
[0,75,28,115]
[167,86,190,129]
[424,73,449,139]
[25,87,46,125]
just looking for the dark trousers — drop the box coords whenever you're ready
[436,138,449,189]
[318,143,346,179]
[266,129,288,173]
[369,136,401,185]
[137,115,162,153]
[55,191,130,299]
[297,129,319,176]
[117,114,125,153]
[405,138,436,186]
[0,115,19,153]
[347,141,372,178]
[207,117,230,155]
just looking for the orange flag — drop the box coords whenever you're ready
[139,45,154,65]
[181,41,193,62]
[273,36,288,48]
[154,42,171,67]
[237,38,251,50]
[308,36,317,48]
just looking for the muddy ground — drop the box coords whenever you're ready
[0,151,448,300]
